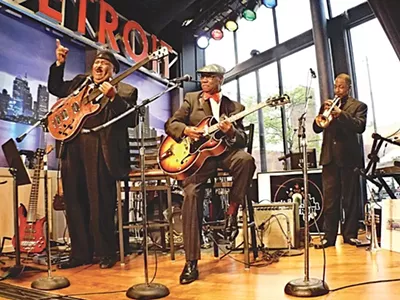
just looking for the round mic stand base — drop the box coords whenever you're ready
[285,278,329,297]
[127,283,170,299]
[31,276,70,290]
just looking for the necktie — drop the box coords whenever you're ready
[203,93,221,103]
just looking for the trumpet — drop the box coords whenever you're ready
[364,200,380,252]
[315,96,341,128]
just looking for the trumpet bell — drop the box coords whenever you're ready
[315,115,330,128]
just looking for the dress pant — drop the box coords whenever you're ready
[182,149,256,261]
[61,132,117,261]
[322,162,360,244]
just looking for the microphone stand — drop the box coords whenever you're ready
[16,118,70,290]
[84,84,178,299]
[284,71,329,297]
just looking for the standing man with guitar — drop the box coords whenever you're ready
[165,64,256,284]
[47,39,138,269]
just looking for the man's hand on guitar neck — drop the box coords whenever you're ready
[218,118,235,138]
[184,126,204,140]
[99,81,117,101]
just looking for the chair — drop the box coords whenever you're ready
[206,123,258,266]
[116,132,175,265]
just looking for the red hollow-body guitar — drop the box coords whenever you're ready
[47,47,169,142]
[12,146,53,253]
[158,95,290,180]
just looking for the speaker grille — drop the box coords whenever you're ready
[253,202,300,249]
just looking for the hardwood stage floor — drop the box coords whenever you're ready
[2,238,400,300]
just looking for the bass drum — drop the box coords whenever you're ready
[273,177,324,233]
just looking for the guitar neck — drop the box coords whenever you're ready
[208,101,268,134]
[26,159,42,223]
[88,56,151,102]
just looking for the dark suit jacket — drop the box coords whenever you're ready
[313,96,368,167]
[47,62,138,179]
[165,91,247,149]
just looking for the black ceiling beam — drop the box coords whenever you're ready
[224,30,314,83]
[150,0,199,35]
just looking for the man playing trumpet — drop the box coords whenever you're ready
[313,73,368,249]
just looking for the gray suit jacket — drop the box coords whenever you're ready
[313,96,368,167]
[165,91,247,149]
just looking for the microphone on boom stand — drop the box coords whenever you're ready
[284,68,329,297]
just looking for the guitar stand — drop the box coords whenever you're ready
[0,162,44,280]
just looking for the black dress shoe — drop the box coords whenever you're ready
[314,239,335,249]
[179,260,198,284]
[225,215,239,242]
[344,238,358,246]
[99,256,117,269]
[58,258,90,269]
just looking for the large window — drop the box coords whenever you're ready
[329,0,367,18]
[222,79,238,101]
[258,62,283,171]
[236,5,275,63]
[205,30,236,72]
[275,0,312,43]
[280,46,322,163]
[239,72,261,171]
[350,19,400,167]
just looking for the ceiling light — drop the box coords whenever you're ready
[182,18,194,27]
[243,9,256,21]
[196,36,210,49]
[262,0,277,8]
[225,20,238,32]
[211,27,224,40]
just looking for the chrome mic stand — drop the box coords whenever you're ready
[285,70,329,297]
[84,83,179,299]
[16,119,70,290]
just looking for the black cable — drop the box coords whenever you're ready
[330,278,400,292]
[311,214,327,283]
[39,289,127,299]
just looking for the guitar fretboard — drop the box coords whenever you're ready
[27,152,44,223]
[207,99,275,134]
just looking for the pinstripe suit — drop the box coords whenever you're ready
[165,91,256,260]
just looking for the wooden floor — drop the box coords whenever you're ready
[2,237,400,300]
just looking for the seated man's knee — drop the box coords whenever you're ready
[239,152,256,169]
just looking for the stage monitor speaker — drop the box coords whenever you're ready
[253,202,300,249]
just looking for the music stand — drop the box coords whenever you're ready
[0,138,38,278]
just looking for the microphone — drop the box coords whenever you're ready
[310,68,316,78]
[169,74,192,83]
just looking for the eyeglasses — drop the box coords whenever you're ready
[199,73,219,79]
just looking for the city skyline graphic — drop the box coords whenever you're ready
[0,10,171,169]
[0,10,85,169]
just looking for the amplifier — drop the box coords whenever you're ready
[257,169,323,233]
[253,202,300,249]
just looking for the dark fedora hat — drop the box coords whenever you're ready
[95,50,120,73]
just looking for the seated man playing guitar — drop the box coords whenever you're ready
[165,64,256,284]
